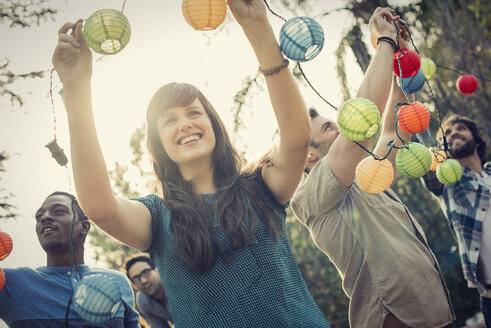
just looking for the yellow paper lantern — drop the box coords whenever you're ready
[83,9,131,55]
[420,57,437,80]
[396,142,432,178]
[182,0,227,31]
[370,31,378,49]
[356,157,394,194]
[429,147,446,171]
[337,98,380,142]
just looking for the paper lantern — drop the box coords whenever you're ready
[429,148,447,171]
[393,49,421,78]
[279,17,324,62]
[396,142,432,178]
[420,58,436,79]
[0,231,13,261]
[397,68,425,94]
[73,274,122,323]
[337,98,380,142]
[397,101,430,134]
[457,74,478,95]
[83,9,131,55]
[0,267,5,292]
[437,159,463,185]
[182,0,227,31]
[356,157,394,194]
[370,31,378,49]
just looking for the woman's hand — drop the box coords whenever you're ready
[227,0,268,28]
[394,18,410,49]
[52,20,93,88]
[369,7,397,40]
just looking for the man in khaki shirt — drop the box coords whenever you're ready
[291,7,454,328]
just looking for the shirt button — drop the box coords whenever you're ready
[482,208,486,211]
[475,247,479,251]
[67,271,72,276]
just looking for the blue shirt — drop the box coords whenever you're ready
[135,175,329,328]
[423,162,491,294]
[0,265,140,327]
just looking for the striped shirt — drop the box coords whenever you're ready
[423,162,491,294]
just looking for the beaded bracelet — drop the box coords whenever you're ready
[376,36,398,51]
[259,58,290,76]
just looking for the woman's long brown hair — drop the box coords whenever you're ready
[146,82,284,273]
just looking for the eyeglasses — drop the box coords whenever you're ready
[130,268,152,284]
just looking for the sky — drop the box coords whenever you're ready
[0,0,368,270]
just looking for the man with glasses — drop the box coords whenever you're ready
[125,255,173,328]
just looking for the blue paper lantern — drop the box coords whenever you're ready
[397,68,425,93]
[73,274,122,323]
[279,17,324,62]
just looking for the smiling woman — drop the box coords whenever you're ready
[50,0,329,326]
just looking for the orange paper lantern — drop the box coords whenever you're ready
[430,148,446,171]
[356,157,394,194]
[370,31,378,49]
[0,267,5,292]
[398,101,430,134]
[182,0,227,31]
[0,231,13,261]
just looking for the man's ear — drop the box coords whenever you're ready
[306,148,320,171]
[80,221,90,236]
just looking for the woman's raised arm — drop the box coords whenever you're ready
[228,0,310,205]
[53,20,152,250]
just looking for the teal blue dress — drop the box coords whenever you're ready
[135,175,329,328]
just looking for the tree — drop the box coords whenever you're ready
[0,0,59,221]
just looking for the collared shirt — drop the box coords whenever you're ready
[292,155,454,328]
[0,265,140,327]
[423,162,491,294]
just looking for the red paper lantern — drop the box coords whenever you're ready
[393,49,420,78]
[398,101,430,134]
[457,74,478,95]
[0,231,13,261]
[0,267,5,292]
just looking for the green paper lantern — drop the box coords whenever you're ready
[436,159,462,185]
[395,142,432,178]
[420,57,436,80]
[83,9,131,55]
[337,98,380,142]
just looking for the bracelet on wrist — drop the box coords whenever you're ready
[258,58,290,76]
[376,36,398,52]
